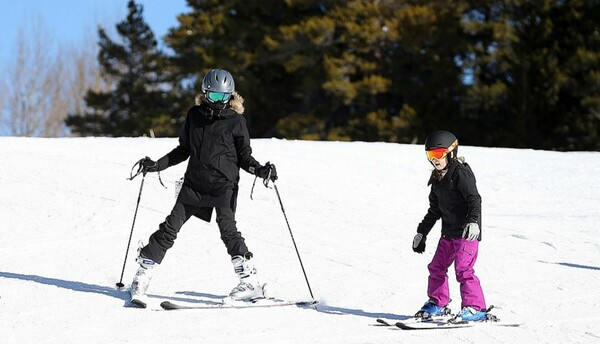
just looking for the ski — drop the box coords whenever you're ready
[129,299,147,309]
[160,298,318,310]
[375,318,394,326]
[395,320,522,330]
[375,315,452,327]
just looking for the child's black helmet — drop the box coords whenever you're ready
[425,130,459,160]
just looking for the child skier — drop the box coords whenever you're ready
[129,69,277,308]
[412,130,488,323]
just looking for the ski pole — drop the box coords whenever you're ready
[272,183,316,301]
[116,159,147,289]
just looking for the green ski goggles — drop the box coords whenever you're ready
[207,91,232,103]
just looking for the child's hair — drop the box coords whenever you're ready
[432,169,445,181]
[431,156,465,180]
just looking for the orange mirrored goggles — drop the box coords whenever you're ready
[425,139,458,161]
[426,148,449,161]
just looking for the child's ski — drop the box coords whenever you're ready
[375,315,452,327]
[395,320,522,330]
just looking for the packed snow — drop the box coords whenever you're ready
[1,137,599,343]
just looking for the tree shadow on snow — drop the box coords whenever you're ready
[539,261,600,271]
[315,303,412,321]
[0,271,129,301]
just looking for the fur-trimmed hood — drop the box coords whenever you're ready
[195,91,245,114]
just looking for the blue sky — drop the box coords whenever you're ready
[0,0,188,67]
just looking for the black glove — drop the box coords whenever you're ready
[412,233,426,253]
[255,162,278,182]
[141,157,158,173]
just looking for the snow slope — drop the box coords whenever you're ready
[1,137,599,344]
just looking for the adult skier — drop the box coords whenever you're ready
[412,130,489,323]
[129,69,277,308]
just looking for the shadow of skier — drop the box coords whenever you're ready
[0,271,129,301]
[0,272,240,308]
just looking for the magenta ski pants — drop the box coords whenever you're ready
[427,237,486,311]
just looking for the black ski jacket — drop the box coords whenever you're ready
[417,160,482,240]
[155,92,261,218]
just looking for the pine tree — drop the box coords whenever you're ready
[164,0,294,136]
[266,1,468,143]
[66,0,180,137]
[161,0,599,149]
[461,0,600,150]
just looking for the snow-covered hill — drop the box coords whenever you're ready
[1,137,599,343]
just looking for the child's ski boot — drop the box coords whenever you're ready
[415,300,451,319]
[448,306,494,324]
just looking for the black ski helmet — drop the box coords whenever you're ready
[425,130,459,160]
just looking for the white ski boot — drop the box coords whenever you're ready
[130,255,158,308]
[227,255,265,302]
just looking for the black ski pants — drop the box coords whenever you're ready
[140,201,250,264]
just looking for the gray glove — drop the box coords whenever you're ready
[462,223,480,241]
[412,233,426,253]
